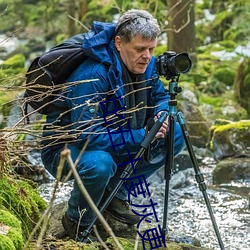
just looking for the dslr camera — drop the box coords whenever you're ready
[156,51,192,79]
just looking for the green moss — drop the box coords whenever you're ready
[0,209,21,229]
[0,235,16,250]
[209,120,250,150]
[213,67,235,86]
[1,54,25,69]
[7,228,24,249]
[199,95,224,107]
[0,209,24,249]
[0,175,47,239]
[213,120,250,133]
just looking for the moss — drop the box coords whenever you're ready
[105,237,209,250]
[235,58,250,115]
[7,228,24,249]
[0,235,16,250]
[209,120,250,151]
[0,209,24,249]
[213,120,250,133]
[0,209,21,229]
[1,54,25,69]
[213,67,235,86]
[199,95,224,107]
[0,174,47,239]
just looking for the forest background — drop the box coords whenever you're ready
[0,0,250,125]
[0,0,250,249]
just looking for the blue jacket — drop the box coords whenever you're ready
[44,21,170,155]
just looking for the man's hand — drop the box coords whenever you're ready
[154,111,169,139]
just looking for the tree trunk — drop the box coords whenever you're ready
[78,0,88,20]
[67,0,77,36]
[167,0,196,62]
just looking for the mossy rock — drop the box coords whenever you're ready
[0,174,47,239]
[199,92,248,122]
[0,209,24,250]
[209,120,250,160]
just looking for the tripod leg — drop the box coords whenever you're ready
[177,112,225,250]
[162,114,175,239]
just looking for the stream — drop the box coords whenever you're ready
[38,155,250,250]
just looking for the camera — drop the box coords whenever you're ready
[156,51,192,79]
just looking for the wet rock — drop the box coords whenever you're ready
[213,157,250,184]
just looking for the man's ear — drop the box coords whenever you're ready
[115,36,122,51]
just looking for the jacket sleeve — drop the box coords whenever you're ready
[65,61,146,155]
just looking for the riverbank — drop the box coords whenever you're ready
[38,154,250,250]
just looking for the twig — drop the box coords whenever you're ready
[93,225,109,250]
[22,154,65,249]
[61,148,124,250]
[134,233,140,250]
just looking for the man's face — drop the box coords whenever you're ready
[115,35,157,74]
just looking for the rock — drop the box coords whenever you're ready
[45,201,212,250]
[170,168,193,189]
[209,120,250,160]
[179,100,211,148]
[213,157,250,184]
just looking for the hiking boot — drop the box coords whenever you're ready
[61,213,97,242]
[105,196,140,225]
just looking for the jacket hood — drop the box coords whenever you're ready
[82,21,116,65]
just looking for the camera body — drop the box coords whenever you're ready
[156,51,192,79]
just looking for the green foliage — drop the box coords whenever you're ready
[234,57,250,115]
[196,0,250,47]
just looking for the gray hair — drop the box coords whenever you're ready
[115,9,160,43]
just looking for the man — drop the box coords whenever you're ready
[41,9,185,241]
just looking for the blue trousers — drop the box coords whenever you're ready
[41,122,185,226]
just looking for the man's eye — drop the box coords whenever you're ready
[136,48,144,52]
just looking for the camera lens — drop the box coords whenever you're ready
[174,53,192,73]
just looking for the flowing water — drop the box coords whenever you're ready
[146,157,250,250]
[38,156,250,250]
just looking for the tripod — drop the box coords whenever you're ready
[81,110,169,240]
[162,77,225,249]
[82,77,225,250]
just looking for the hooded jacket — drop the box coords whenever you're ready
[43,21,170,155]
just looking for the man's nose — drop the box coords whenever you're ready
[142,50,151,59]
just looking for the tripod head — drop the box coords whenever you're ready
[168,76,182,100]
